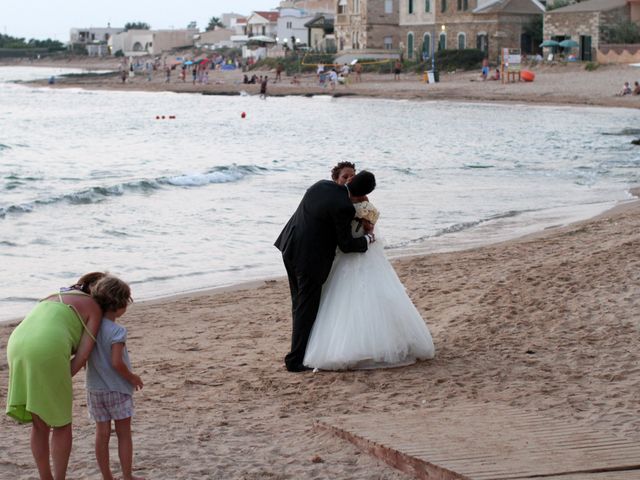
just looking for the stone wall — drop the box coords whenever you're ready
[544,11,599,47]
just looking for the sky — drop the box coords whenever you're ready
[2,1,278,41]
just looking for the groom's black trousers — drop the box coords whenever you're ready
[283,259,323,371]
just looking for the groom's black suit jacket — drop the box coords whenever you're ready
[275,180,368,283]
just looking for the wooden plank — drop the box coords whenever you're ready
[315,404,640,480]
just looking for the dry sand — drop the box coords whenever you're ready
[1,57,639,478]
[1,192,639,479]
[5,56,640,109]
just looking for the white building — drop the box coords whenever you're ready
[277,7,317,46]
[246,11,280,38]
[221,13,248,35]
[69,26,125,56]
[109,29,198,56]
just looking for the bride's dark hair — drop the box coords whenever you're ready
[331,161,356,181]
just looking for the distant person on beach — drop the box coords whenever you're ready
[354,62,363,82]
[192,67,197,85]
[394,60,402,80]
[617,81,632,96]
[5,272,121,480]
[260,76,269,98]
[165,66,171,83]
[86,276,144,480]
[634,81,640,95]
[275,63,284,83]
[121,69,127,83]
[481,58,489,80]
[489,68,501,81]
[274,171,376,372]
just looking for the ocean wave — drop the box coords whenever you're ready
[387,210,527,249]
[602,128,640,136]
[0,164,265,219]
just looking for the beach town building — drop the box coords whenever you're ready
[221,13,248,34]
[543,0,640,62]
[276,1,334,48]
[305,13,337,51]
[277,7,318,46]
[109,29,198,56]
[246,11,280,38]
[69,26,125,56]
[335,0,401,51]
[196,27,236,49]
[397,0,544,61]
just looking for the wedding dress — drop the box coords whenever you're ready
[303,219,435,370]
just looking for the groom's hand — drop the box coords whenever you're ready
[365,233,375,244]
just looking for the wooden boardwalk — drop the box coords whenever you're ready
[315,404,640,480]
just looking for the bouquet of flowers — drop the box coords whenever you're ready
[354,201,380,225]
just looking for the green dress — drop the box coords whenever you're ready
[6,293,91,427]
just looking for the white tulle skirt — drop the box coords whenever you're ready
[303,235,435,370]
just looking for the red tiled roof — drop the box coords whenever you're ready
[254,11,280,22]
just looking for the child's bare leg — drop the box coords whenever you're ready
[30,414,54,480]
[95,421,114,480]
[114,417,143,480]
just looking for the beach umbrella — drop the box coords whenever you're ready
[539,40,559,48]
[559,39,579,48]
[184,60,194,65]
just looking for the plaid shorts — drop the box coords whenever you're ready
[87,391,134,422]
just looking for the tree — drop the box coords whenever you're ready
[124,22,151,31]
[601,16,640,43]
[206,16,225,31]
[546,0,570,10]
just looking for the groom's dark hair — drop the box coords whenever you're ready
[348,170,376,197]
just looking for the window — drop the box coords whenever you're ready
[425,0,430,12]
[354,0,360,13]
[463,0,468,9]
[384,36,393,49]
[385,0,393,13]
[457,0,461,10]
[408,32,415,58]
[286,21,292,29]
[409,0,414,14]
[458,32,466,49]
[423,33,431,57]
[439,32,446,50]
[338,0,347,14]
[441,0,447,12]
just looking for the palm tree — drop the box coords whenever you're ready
[206,17,225,31]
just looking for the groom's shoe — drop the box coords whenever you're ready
[287,364,313,373]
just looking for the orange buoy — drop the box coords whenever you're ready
[521,70,535,82]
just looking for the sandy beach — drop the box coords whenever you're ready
[5,56,640,109]
[1,185,639,478]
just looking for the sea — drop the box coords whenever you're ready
[1,66,639,322]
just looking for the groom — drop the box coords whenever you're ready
[275,170,377,372]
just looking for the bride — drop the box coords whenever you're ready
[303,200,435,370]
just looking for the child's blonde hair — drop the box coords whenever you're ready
[92,275,132,312]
